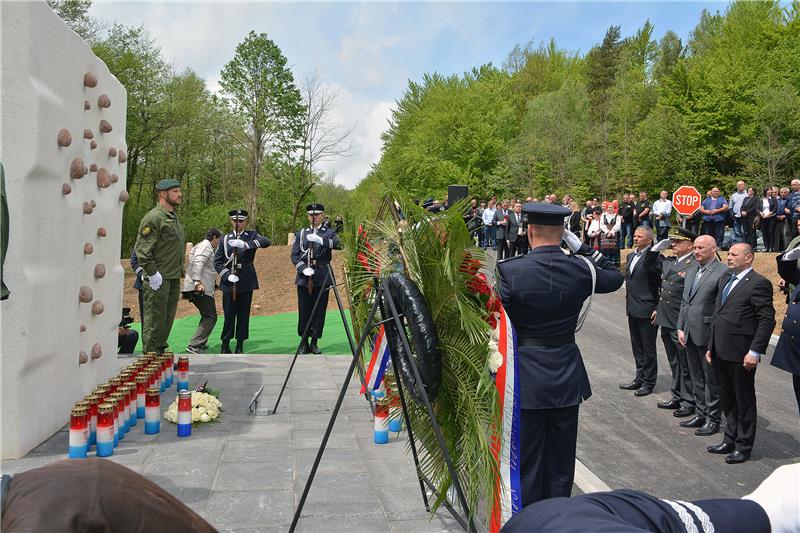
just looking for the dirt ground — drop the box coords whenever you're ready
[621,248,787,334]
[121,245,348,320]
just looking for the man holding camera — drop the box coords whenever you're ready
[184,229,222,354]
[118,308,138,354]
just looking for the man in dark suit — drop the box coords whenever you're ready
[772,243,800,414]
[676,235,727,436]
[506,202,528,256]
[497,203,623,506]
[620,226,662,397]
[652,228,697,416]
[705,243,775,464]
[494,199,511,260]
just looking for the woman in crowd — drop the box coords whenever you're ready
[568,200,583,239]
[598,201,622,266]
[760,187,778,252]
[740,187,760,248]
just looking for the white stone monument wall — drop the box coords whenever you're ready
[0,1,128,459]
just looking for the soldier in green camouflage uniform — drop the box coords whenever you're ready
[134,179,186,353]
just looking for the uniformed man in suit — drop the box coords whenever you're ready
[214,209,271,354]
[496,203,624,506]
[291,203,342,354]
[651,228,697,417]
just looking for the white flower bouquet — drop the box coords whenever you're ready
[164,389,223,426]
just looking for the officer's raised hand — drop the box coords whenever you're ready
[652,238,671,252]
[562,229,582,253]
[228,238,246,249]
[148,271,163,290]
[306,233,323,245]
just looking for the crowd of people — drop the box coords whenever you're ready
[122,179,342,356]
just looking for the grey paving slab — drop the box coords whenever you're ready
[146,475,213,512]
[215,461,294,491]
[204,490,295,529]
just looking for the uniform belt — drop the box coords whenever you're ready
[517,334,575,348]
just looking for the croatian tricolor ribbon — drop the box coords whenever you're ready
[490,302,521,533]
[360,325,391,394]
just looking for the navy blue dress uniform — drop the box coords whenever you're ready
[501,488,770,532]
[772,247,800,414]
[291,203,342,354]
[214,209,271,353]
[654,228,697,414]
[496,203,624,506]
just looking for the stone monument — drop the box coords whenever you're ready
[0,1,128,458]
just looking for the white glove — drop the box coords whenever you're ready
[228,238,246,249]
[303,267,315,277]
[783,247,800,261]
[742,463,800,533]
[227,274,239,283]
[562,229,582,253]
[306,233,323,245]
[652,238,672,252]
[148,271,163,291]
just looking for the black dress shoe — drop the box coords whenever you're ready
[707,442,735,454]
[299,342,310,355]
[634,387,653,397]
[673,406,695,418]
[221,342,232,354]
[619,380,643,391]
[725,450,751,464]
[235,341,244,354]
[309,343,322,355]
[657,398,681,409]
[695,421,720,436]
[679,415,706,428]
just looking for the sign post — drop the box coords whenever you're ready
[672,186,702,228]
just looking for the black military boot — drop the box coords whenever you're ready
[299,338,310,355]
[310,338,322,355]
[235,341,244,354]
[221,341,231,354]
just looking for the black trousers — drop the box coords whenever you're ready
[761,217,776,251]
[660,327,693,408]
[221,290,252,342]
[118,329,139,354]
[684,339,721,423]
[510,238,528,256]
[773,219,787,252]
[703,220,725,247]
[521,406,579,506]
[297,285,329,340]
[627,316,658,388]
[496,237,510,260]
[716,358,757,453]
[137,288,144,333]
[793,375,800,416]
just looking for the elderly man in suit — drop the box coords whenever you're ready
[507,202,528,256]
[651,228,697,416]
[676,235,728,436]
[620,226,663,397]
[705,243,775,464]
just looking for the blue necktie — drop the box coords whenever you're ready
[721,274,737,304]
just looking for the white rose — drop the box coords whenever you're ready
[489,350,504,373]
[191,411,200,422]
[199,413,210,423]
[208,408,218,419]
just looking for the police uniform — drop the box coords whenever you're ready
[134,179,186,354]
[654,228,697,414]
[496,203,624,506]
[772,240,800,413]
[214,209,271,353]
[291,203,342,354]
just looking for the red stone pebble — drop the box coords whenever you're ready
[79,286,93,303]
[84,243,93,255]
[90,140,97,150]
[84,129,93,140]
[91,301,104,315]
[62,183,72,195]
[119,190,129,203]
[97,227,107,237]
[79,352,89,364]
[98,94,111,108]
[99,120,112,133]
[118,150,127,164]
[84,72,98,88]
[97,168,111,188]
[89,164,97,172]
[108,147,117,158]
[83,202,93,214]
[80,324,86,332]
[94,264,106,279]
[91,200,96,207]
[91,343,102,359]
[58,129,72,147]
[70,158,86,179]
[84,100,91,110]
[110,173,119,184]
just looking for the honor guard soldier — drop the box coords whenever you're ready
[495,203,624,506]
[134,179,186,354]
[214,209,271,354]
[652,227,697,416]
[291,203,342,354]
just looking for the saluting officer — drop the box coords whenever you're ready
[652,227,698,417]
[496,203,624,506]
[291,203,342,354]
[134,179,186,354]
[214,209,271,354]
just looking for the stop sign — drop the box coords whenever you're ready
[672,185,702,216]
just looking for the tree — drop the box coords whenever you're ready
[46,0,103,42]
[220,31,304,224]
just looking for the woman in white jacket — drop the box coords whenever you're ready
[184,228,222,354]
[592,202,621,265]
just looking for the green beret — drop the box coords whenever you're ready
[155,179,180,191]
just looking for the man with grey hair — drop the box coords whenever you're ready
[620,226,662,396]
[728,180,747,245]
[788,179,800,240]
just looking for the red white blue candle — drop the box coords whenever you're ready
[121,385,136,428]
[176,356,189,392]
[164,352,175,387]
[82,396,99,447]
[144,388,160,434]
[96,404,115,457]
[135,375,148,419]
[372,391,389,444]
[105,398,120,447]
[68,407,89,458]
[177,389,192,438]
[110,392,129,435]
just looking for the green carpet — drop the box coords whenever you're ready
[128,310,352,355]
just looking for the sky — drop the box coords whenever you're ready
[88,1,730,189]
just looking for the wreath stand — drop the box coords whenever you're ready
[254,263,374,416]
[288,276,477,533]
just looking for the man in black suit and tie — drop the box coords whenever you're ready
[621,226,663,396]
[676,235,727,436]
[507,202,528,256]
[494,199,511,260]
[706,243,775,464]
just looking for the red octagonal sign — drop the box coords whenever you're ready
[673,185,702,216]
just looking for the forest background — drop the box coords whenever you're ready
[48,0,800,256]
